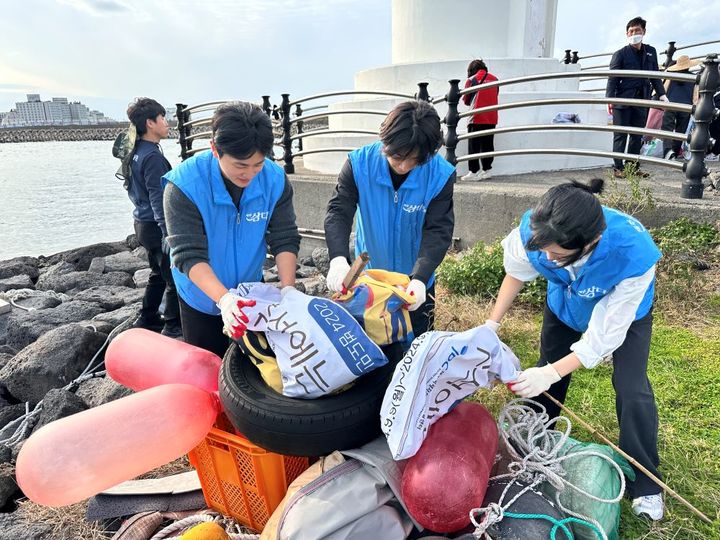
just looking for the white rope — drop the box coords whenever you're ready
[469,399,626,540]
[0,289,69,312]
[0,315,134,447]
[149,511,259,540]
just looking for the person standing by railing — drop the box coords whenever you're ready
[661,55,700,160]
[606,16,667,178]
[461,59,499,181]
[324,100,456,340]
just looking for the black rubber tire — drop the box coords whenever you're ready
[219,341,404,456]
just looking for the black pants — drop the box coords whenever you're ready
[178,296,231,358]
[134,220,180,325]
[409,283,435,338]
[467,123,495,173]
[531,303,661,497]
[612,106,649,170]
[661,110,690,155]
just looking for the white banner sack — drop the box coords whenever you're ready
[380,326,521,460]
[232,283,387,399]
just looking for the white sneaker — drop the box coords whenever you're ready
[477,170,492,180]
[632,494,664,521]
[461,171,479,181]
[664,149,676,160]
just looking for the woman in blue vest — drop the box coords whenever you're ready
[487,179,665,521]
[163,102,300,357]
[324,101,456,337]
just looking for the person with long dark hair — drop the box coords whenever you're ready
[487,178,665,521]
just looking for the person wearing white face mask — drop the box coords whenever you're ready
[606,16,667,178]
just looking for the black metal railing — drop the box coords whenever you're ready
[175,55,719,199]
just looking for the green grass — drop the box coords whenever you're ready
[435,268,720,538]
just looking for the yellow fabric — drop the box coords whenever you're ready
[239,331,283,394]
[333,269,415,346]
[180,522,230,540]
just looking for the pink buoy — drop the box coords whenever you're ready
[106,328,221,393]
[401,402,498,533]
[16,384,219,507]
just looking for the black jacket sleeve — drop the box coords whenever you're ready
[648,47,666,97]
[266,176,301,257]
[324,159,358,261]
[606,49,622,98]
[142,152,172,236]
[163,182,209,274]
[411,172,456,284]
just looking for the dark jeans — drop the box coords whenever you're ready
[409,282,435,338]
[134,220,179,325]
[612,106,649,170]
[531,303,661,497]
[467,123,495,173]
[178,296,230,358]
[661,110,690,155]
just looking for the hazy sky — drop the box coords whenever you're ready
[0,0,717,120]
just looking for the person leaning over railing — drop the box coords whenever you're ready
[606,16,667,178]
[323,101,456,341]
[486,178,665,521]
[162,102,300,358]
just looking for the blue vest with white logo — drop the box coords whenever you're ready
[519,207,661,332]
[163,151,285,315]
[349,141,454,286]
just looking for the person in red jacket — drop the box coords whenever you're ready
[461,59,499,181]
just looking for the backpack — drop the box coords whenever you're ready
[112,126,137,190]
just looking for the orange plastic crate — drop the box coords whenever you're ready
[188,427,310,532]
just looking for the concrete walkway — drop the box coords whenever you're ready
[289,158,719,248]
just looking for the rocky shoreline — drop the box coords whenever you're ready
[0,237,330,538]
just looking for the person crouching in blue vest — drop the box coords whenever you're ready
[486,178,665,521]
[324,101,456,338]
[163,102,300,358]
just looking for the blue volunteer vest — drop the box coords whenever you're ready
[519,207,661,332]
[349,141,454,286]
[163,151,285,315]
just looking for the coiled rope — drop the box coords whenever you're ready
[469,399,626,540]
[149,511,259,540]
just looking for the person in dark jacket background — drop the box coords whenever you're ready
[324,100,455,339]
[661,55,700,160]
[461,59,499,181]
[126,98,181,338]
[606,16,667,177]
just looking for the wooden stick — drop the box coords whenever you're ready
[541,392,713,524]
[341,252,370,292]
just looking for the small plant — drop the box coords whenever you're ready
[651,217,720,255]
[438,241,545,305]
[600,162,656,216]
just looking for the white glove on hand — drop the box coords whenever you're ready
[405,279,427,311]
[659,95,669,102]
[509,364,561,398]
[484,319,501,333]
[217,292,257,339]
[326,256,351,293]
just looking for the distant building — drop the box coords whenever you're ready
[1,94,116,127]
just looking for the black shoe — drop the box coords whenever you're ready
[132,314,164,332]
[161,322,183,339]
[612,168,626,178]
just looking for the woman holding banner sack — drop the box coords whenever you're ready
[486,178,666,522]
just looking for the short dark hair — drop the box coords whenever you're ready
[127,98,165,136]
[467,59,488,78]
[526,179,606,265]
[211,101,274,159]
[626,16,646,31]
[379,101,443,164]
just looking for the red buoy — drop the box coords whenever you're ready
[401,402,498,533]
[106,328,221,393]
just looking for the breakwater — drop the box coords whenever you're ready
[0,126,179,144]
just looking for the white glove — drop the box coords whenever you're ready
[659,95,669,102]
[217,292,256,339]
[484,319,501,333]
[405,279,426,311]
[326,256,351,293]
[509,364,561,398]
